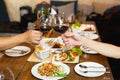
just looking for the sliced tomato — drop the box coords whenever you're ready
[72,52,78,57]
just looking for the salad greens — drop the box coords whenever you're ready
[54,65,67,77]
[73,22,81,29]
[54,73,67,77]
[72,47,82,56]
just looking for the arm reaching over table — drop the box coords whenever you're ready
[0,30,42,50]
[61,32,120,59]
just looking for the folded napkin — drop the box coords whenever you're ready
[27,52,54,62]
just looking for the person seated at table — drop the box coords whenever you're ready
[62,32,120,59]
[0,30,42,50]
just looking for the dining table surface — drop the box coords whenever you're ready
[0,21,114,80]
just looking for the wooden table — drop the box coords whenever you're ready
[0,22,114,80]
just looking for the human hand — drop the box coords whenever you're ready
[22,30,42,44]
[61,32,82,47]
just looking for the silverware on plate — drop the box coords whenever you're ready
[6,49,28,54]
[79,64,110,73]
[79,64,109,69]
[79,69,110,73]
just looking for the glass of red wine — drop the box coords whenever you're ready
[53,24,69,34]
[39,17,52,37]
[39,23,52,35]
[53,15,69,34]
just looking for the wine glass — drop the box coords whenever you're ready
[39,23,52,35]
[0,66,15,80]
[80,31,90,59]
[53,23,69,34]
[39,17,52,37]
[52,15,69,34]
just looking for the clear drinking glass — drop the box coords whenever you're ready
[0,66,15,80]
[79,31,90,59]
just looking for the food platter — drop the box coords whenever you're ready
[52,50,80,63]
[31,62,70,80]
[72,24,96,33]
[41,37,65,49]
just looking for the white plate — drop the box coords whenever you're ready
[5,46,31,57]
[80,46,98,54]
[31,62,70,80]
[78,33,99,40]
[74,62,106,77]
[41,37,65,48]
[72,24,96,33]
[52,53,79,63]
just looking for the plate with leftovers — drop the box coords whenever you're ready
[80,46,98,54]
[72,24,96,33]
[80,24,96,33]
[74,62,106,77]
[5,46,31,57]
[31,62,70,80]
[42,37,65,49]
[52,48,82,63]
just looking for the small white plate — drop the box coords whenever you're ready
[5,46,31,57]
[74,62,106,77]
[80,46,98,54]
[31,62,70,80]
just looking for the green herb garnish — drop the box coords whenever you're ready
[54,73,67,77]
